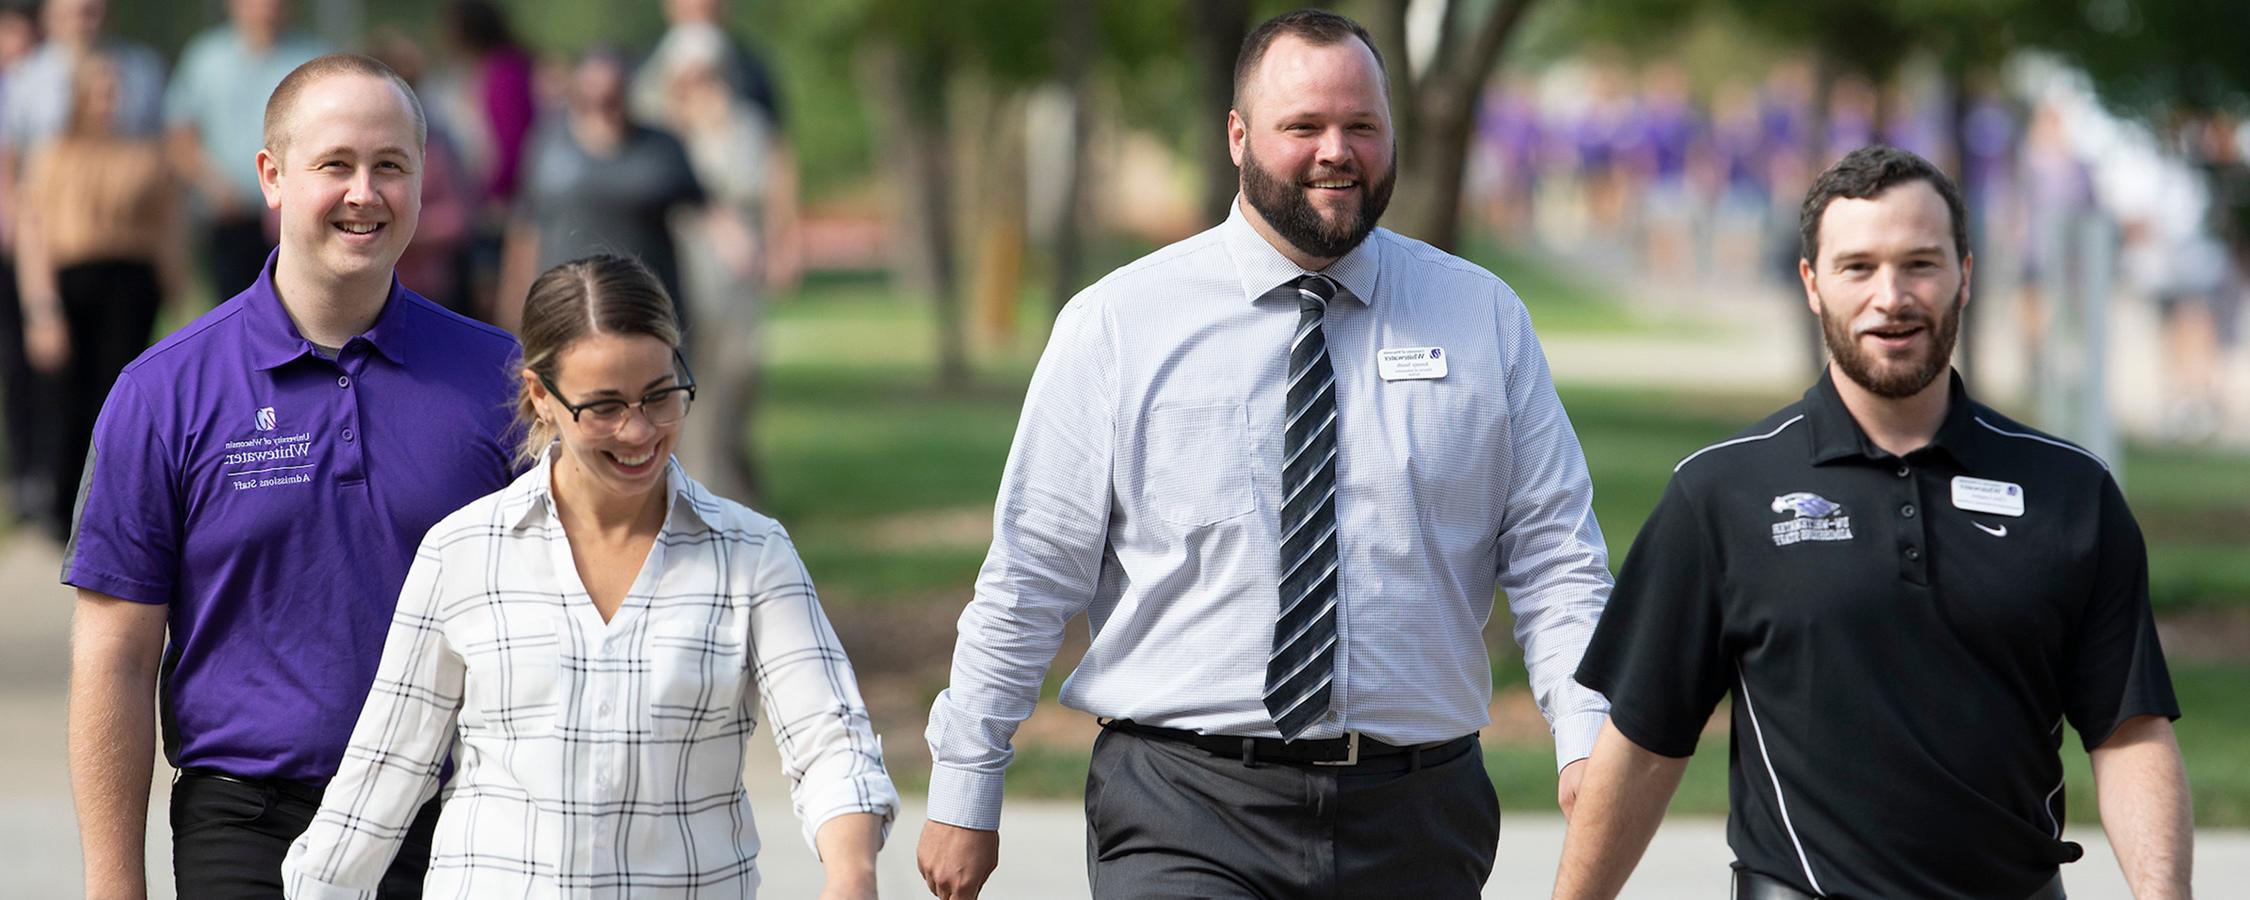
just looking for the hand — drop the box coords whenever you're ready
[25,313,68,373]
[917,821,999,900]
[1558,757,1588,821]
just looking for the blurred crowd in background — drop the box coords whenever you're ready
[0,0,2245,547]
[1464,53,2248,444]
[0,0,792,541]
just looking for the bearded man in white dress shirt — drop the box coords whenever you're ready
[916,9,1614,900]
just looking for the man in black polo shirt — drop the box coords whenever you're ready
[1554,145,2191,899]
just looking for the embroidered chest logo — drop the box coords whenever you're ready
[255,406,278,431]
[1770,492,1853,546]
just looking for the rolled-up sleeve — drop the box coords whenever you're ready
[749,522,901,852]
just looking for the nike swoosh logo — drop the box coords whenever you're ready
[1974,522,2008,537]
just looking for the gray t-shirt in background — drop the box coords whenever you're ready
[522,120,706,310]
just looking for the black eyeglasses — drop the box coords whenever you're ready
[538,351,697,438]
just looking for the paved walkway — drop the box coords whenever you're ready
[8,536,2246,896]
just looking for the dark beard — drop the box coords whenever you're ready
[1240,142,1396,260]
[1822,287,1964,398]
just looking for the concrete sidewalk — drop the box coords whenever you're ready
[6,522,2244,897]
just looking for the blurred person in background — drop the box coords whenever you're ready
[1633,61,1701,285]
[636,20,788,502]
[369,27,474,314]
[437,0,532,320]
[1,0,161,524]
[633,0,785,137]
[2135,114,2249,443]
[14,51,181,541]
[0,0,40,524]
[165,0,326,301]
[499,49,710,335]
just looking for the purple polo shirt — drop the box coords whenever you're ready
[63,254,520,783]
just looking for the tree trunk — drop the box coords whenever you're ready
[1050,0,1098,309]
[1361,0,1541,252]
[1189,0,1253,223]
[867,42,970,388]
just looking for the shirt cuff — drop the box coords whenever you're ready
[924,763,1006,831]
[1552,709,1606,771]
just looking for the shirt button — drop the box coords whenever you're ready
[597,702,612,716]
[1900,503,1917,518]
[1904,546,1922,561]
[1895,464,1910,478]
[337,375,350,388]
[342,428,355,442]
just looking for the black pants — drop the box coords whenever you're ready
[0,254,61,522]
[207,215,272,301]
[1085,729,1501,899]
[49,262,160,542]
[50,261,161,535]
[172,770,440,898]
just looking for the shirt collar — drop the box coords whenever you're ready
[505,444,717,535]
[1221,195,1381,308]
[1803,367,1981,468]
[244,249,414,370]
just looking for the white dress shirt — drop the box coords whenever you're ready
[925,202,1614,830]
[283,452,896,899]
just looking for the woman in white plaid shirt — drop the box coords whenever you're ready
[283,255,896,899]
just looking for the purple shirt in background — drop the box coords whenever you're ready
[62,252,521,783]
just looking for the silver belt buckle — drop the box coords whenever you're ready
[1311,731,1360,766]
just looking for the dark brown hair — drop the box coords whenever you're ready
[263,53,427,162]
[1799,144,1970,265]
[1232,8,1387,115]
[512,255,683,465]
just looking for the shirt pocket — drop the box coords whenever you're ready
[646,621,747,738]
[454,610,562,739]
[1142,401,1258,528]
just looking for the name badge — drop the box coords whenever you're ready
[1377,347,1448,381]
[1951,476,2025,517]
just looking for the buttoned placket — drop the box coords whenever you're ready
[327,345,369,485]
[1890,458,1932,587]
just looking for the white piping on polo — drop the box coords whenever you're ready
[1675,415,1807,473]
[1974,416,2110,471]
[1738,668,1826,896]
[2044,717,2066,838]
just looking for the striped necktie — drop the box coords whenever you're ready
[1265,273,1341,740]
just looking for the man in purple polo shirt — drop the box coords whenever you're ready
[62,54,518,899]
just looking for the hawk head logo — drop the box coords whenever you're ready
[255,407,277,432]
[1771,492,1842,518]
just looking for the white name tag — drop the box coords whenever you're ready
[1377,347,1448,381]
[1951,476,2025,517]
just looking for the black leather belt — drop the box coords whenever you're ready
[1733,868,2065,900]
[1100,718,1475,768]
[178,767,327,807]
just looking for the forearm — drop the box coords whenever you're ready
[1552,720,1689,900]
[68,624,162,897]
[2092,716,2193,899]
[813,812,884,893]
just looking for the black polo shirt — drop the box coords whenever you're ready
[1577,370,2179,899]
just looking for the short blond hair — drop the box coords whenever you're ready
[262,53,427,162]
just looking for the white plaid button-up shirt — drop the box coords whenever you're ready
[283,453,896,898]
